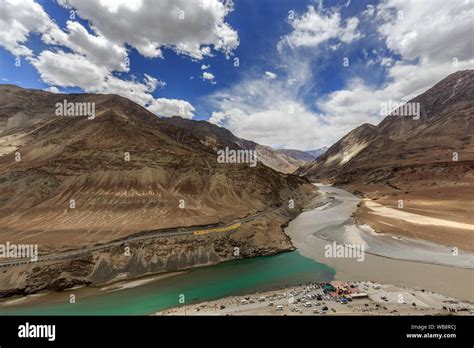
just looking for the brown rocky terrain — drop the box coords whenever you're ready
[0,208,299,297]
[296,70,474,250]
[165,116,313,173]
[0,85,316,295]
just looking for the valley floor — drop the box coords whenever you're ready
[158,183,474,315]
[285,184,474,302]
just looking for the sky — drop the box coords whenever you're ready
[0,0,473,150]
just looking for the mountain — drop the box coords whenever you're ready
[305,147,328,160]
[277,148,316,163]
[0,85,315,253]
[164,116,309,173]
[296,70,474,250]
[296,125,379,180]
[297,70,474,181]
[0,84,320,295]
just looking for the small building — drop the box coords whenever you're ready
[328,281,362,299]
[324,283,336,292]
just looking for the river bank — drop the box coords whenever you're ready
[286,184,474,301]
[156,280,474,316]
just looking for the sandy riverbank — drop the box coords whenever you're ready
[354,184,474,252]
[155,280,474,316]
[285,185,474,301]
[0,271,185,308]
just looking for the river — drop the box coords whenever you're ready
[0,251,335,315]
[286,184,474,301]
[1,184,472,314]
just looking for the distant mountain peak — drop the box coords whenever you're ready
[295,69,474,182]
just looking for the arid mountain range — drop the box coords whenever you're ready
[0,85,315,253]
[0,84,322,295]
[303,147,328,160]
[297,70,474,250]
[164,116,317,173]
[0,70,472,296]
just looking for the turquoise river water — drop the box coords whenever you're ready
[1,251,335,315]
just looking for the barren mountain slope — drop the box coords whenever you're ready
[164,116,309,173]
[296,70,474,250]
[304,147,328,161]
[0,86,315,251]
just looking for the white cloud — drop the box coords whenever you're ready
[147,98,195,118]
[45,86,60,93]
[210,0,474,150]
[317,59,474,135]
[208,3,365,149]
[29,50,110,91]
[278,5,362,50]
[201,64,210,70]
[58,0,239,60]
[265,71,277,79]
[42,20,129,71]
[362,4,375,18]
[0,0,128,72]
[29,50,195,117]
[0,0,56,56]
[380,57,393,67]
[209,104,328,150]
[315,0,474,139]
[208,64,332,149]
[376,0,473,63]
[0,0,212,119]
[202,72,215,80]
[201,71,216,84]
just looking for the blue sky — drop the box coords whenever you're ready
[1,0,356,110]
[0,0,472,149]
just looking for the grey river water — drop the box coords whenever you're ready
[286,184,474,301]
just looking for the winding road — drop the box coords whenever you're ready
[0,207,278,268]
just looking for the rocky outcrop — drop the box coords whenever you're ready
[0,207,303,297]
